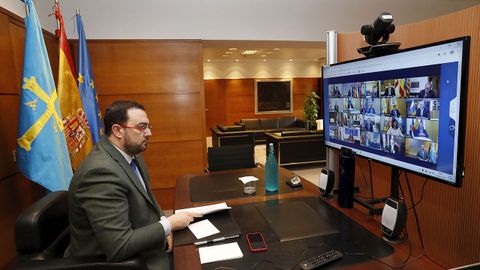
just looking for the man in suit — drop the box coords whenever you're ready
[413,121,429,138]
[390,104,401,117]
[365,118,374,132]
[418,82,436,98]
[66,100,201,269]
[382,82,395,96]
[417,145,428,160]
[416,101,430,118]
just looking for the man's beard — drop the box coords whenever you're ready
[124,135,147,156]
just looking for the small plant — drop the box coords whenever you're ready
[304,90,320,130]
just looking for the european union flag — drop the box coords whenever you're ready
[16,0,73,191]
[77,14,103,144]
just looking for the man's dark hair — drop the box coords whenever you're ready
[104,100,145,136]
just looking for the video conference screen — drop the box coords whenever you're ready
[322,37,470,186]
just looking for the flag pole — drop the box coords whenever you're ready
[24,1,29,16]
[54,0,60,38]
[76,8,80,15]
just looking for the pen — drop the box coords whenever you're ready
[194,234,240,246]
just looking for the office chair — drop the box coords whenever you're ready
[6,191,147,270]
[207,144,258,172]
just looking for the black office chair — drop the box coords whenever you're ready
[207,144,258,172]
[6,191,147,270]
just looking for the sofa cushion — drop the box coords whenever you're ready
[217,125,244,132]
[240,119,261,130]
[278,116,297,128]
[260,118,279,129]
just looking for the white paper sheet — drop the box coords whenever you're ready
[238,176,259,184]
[188,219,220,239]
[198,242,244,264]
[175,202,231,215]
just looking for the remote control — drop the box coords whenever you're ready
[299,250,343,270]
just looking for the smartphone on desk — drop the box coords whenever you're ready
[246,232,268,252]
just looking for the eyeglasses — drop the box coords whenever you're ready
[120,124,153,133]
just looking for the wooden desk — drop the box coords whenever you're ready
[173,168,443,270]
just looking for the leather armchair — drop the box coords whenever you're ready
[6,191,147,270]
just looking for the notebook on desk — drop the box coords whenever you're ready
[173,209,241,247]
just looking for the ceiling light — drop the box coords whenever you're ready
[207,59,211,62]
[260,55,267,58]
[289,59,293,61]
[225,51,232,54]
[241,50,258,55]
[263,59,267,62]
[273,48,280,51]
[229,48,237,51]
[235,59,239,62]
[266,52,273,54]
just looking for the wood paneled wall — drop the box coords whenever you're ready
[0,7,55,269]
[337,5,480,268]
[205,78,320,134]
[73,40,207,209]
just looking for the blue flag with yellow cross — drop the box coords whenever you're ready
[16,0,73,191]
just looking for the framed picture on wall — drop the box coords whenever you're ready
[255,79,293,114]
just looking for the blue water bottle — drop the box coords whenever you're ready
[265,143,278,192]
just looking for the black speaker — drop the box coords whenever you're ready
[338,148,355,208]
[381,198,407,241]
[319,169,334,197]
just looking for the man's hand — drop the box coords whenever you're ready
[167,212,203,231]
[167,234,173,252]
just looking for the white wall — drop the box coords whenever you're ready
[0,0,25,17]
[2,0,479,41]
[204,60,322,79]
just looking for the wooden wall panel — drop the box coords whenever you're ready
[227,95,255,113]
[152,188,176,211]
[337,5,480,268]
[0,13,16,92]
[0,95,19,179]
[5,17,25,93]
[204,79,226,134]
[225,79,254,96]
[205,78,319,128]
[98,93,204,143]
[144,140,204,189]
[83,41,204,95]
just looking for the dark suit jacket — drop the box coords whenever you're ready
[416,107,429,118]
[66,137,168,269]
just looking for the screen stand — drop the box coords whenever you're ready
[354,165,407,243]
[353,166,400,216]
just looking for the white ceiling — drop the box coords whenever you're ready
[203,40,326,62]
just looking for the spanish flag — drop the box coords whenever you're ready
[55,1,93,169]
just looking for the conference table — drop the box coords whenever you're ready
[173,167,442,270]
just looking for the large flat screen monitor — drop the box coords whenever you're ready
[322,37,470,186]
